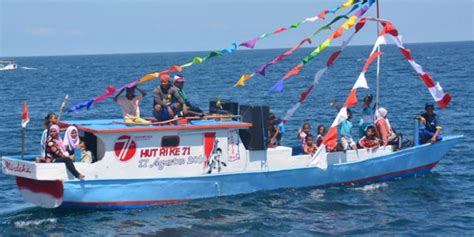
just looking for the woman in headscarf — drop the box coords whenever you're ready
[45,125,85,179]
[63,126,80,157]
[374,107,397,147]
[40,113,58,157]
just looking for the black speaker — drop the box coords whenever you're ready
[239,105,269,150]
[209,100,239,115]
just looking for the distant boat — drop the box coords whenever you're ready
[0,60,17,71]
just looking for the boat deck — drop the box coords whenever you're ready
[59,118,252,134]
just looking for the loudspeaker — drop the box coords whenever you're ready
[239,105,269,150]
[209,100,239,115]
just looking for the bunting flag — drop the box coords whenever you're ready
[281,17,368,123]
[310,19,452,169]
[378,22,452,108]
[67,86,116,113]
[21,100,29,128]
[321,34,384,151]
[269,1,374,92]
[67,0,361,113]
[234,2,371,87]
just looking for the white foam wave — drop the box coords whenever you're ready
[353,182,388,192]
[21,66,38,70]
[14,218,57,228]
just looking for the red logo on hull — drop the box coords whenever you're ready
[114,135,136,162]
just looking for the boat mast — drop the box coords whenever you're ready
[375,0,381,110]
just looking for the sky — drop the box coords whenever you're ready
[0,0,473,57]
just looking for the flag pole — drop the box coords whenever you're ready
[21,100,29,160]
[57,94,69,123]
[375,0,381,110]
[21,126,25,160]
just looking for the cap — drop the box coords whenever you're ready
[425,102,434,109]
[174,74,185,82]
[160,74,170,82]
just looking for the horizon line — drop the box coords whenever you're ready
[2,39,472,59]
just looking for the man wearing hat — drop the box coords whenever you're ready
[152,74,188,121]
[173,74,203,114]
[416,102,442,144]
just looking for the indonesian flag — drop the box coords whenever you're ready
[21,100,29,128]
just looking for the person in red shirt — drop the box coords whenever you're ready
[359,126,380,150]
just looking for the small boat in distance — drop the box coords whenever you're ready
[0,60,17,71]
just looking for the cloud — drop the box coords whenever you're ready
[28,27,57,36]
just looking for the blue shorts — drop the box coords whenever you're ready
[419,129,442,144]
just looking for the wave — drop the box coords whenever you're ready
[352,182,388,192]
[20,67,38,70]
[14,218,57,228]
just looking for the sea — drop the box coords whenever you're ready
[0,41,473,236]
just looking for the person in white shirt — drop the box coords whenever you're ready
[113,86,150,124]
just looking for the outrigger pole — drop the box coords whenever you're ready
[375,0,381,109]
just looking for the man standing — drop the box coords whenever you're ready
[173,74,203,114]
[417,103,442,144]
[113,86,150,124]
[153,74,188,121]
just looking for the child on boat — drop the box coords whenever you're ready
[359,125,380,150]
[316,124,326,147]
[297,122,311,149]
[113,85,150,124]
[303,134,318,155]
[416,103,442,144]
[78,140,93,163]
[331,102,357,151]
[40,125,85,179]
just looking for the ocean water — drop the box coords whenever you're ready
[0,41,473,235]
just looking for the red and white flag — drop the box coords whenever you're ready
[21,100,29,128]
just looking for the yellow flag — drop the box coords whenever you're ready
[341,0,354,9]
[341,16,357,30]
[234,74,253,87]
[138,72,159,84]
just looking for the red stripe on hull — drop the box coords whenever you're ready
[16,177,64,199]
[341,162,438,185]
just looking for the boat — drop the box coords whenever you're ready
[0,60,17,71]
[0,0,463,209]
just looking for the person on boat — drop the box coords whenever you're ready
[267,113,283,147]
[63,126,80,159]
[359,94,375,139]
[330,102,357,150]
[153,74,188,121]
[43,125,85,179]
[78,140,93,163]
[114,85,150,124]
[316,124,326,147]
[374,107,401,148]
[359,125,380,150]
[173,74,203,115]
[297,122,311,149]
[40,113,58,157]
[416,103,442,144]
[303,134,318,155]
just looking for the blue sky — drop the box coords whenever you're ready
[1,0,473,57]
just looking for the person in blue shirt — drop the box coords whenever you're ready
[359,94,375,139]
[416,103,443,144]
[331,102,357,150]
